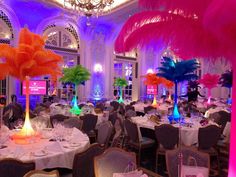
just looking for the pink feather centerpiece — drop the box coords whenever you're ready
[198,73,220,104]
[138,0,211,18]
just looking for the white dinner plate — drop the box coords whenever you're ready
[69,142,81,147]
[33,150,48,157]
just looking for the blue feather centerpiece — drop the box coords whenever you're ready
[157,57,199,122]
[219,70,233,105]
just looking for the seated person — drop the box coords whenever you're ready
[3,95,24,129]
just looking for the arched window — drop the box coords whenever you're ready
[43,24,79,50]
[42,23,80,100]
[0,9,14,97]
[0,10,14,40]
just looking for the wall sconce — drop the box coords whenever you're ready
[94,63,103,73]
[146,68,154,74]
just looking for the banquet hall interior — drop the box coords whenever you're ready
[0,0,234,177]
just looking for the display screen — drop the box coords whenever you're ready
[147,85,157,95]
[22,80,47,95]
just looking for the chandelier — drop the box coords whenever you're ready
[64,0,114,16]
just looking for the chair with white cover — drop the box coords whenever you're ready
[94,147,136,177]
[23,170,59,177]
[97,121,114,148]
[166,147,210,177]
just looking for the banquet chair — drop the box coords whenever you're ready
[23,170,59,177]
[166,147,210,177]
[79,103,85,109]
[94,147,136,177]
[118,105,126,116]
[73,143,104,177]
[95,103,105,111]
[216,111,231,133]
[63,117,82,129]
[50,114,69,128]
[110,101,120,111]
[97,121,114,148]
[94,108,103,114]
[125,110,137,119]
[198,125,221,175]
[124,119,155,165]
[144,106,156,114]
[130,101,137,106]
[136,111,145,117]
[154,124,179,173]
[0,158,35,177]
[125,105,135,112]
[108,111,118,126]
[80,114,98,140]
[2,108,12,129]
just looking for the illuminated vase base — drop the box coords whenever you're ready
[70,107,82,115]
[11,131,41,145]
[118,97,124,103]
[227,98,232,105]
[168,115,184,124]
[151,97,158,108]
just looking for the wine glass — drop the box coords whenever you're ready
[0,132,9,148]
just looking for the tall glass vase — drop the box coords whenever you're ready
[152,94,157,107]
[227,87,232,105]
[11,76,38,144]
[70,84,81,115]
[21,76,34,136]
[173,82,180,121]
[207,88,212,104]
[118,87,124,103]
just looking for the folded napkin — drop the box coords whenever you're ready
[46,141,63,152]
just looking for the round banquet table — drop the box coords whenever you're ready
[0,128,90,170]
[131,116,217,146]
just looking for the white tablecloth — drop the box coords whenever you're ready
[204,107,230,118]
[133,103,148,112]
[133,103,172,115]
[0,128,90,170]
[131,116,215,146]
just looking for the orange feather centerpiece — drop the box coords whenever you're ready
[142,73,165,107]
[162,78,174,102]
[0,28,62,144]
